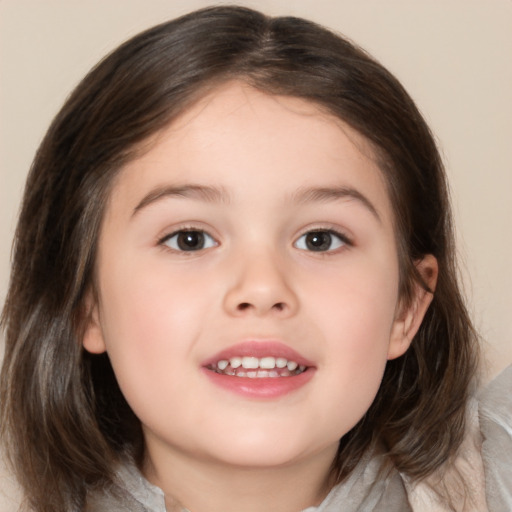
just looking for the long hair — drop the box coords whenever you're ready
[0,6,479,511]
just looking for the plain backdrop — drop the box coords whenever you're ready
[0,1,511,508]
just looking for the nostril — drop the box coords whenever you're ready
[235,302,286,312]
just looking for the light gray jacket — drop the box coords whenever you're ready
[86,366,512,512]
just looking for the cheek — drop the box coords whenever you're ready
[306,253,399,349]
[100,254,211,338]
[304,259,399,429]
[96,261,211,406]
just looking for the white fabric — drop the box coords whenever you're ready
[96,366,512,512]
[2,367,510,511]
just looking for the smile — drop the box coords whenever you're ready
[208,356,307,377]
[202,341,315,398]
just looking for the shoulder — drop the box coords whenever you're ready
[403,398,487,511]
[478,365,512,511]
[0,453,22,512]
[404,365,512,512]
[304,452,412,512]
[86,462,167,512]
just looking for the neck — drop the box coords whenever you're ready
[143,445,337,512]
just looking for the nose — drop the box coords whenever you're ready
[223,249,299,318]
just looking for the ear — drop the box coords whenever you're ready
[388,254,438,360]
[82,290,107,354]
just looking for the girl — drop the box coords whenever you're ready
[1,5,510,512]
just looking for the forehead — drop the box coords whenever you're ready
[158,81,379,166]
[108,81,393,223]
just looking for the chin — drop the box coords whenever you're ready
[199,430,326,470]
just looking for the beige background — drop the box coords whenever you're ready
[1,1,511,508]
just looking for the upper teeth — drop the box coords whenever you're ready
[216,356,301,372]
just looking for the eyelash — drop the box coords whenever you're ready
[294,228,352,254]
[158,227,218,253]
[157,226,353,254]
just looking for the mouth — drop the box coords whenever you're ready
[202,341,315,398]
[207,356,307,378]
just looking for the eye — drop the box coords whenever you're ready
[161,230,217,252]
[294,230,348,252]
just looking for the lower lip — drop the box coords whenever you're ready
[202,367,315,399]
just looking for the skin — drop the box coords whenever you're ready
[83,81,437,512]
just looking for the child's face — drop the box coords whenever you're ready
[84,82,427,475]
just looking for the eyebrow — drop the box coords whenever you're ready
[132,183,380,222]
[132,184,229,216]
[292,186,381,222]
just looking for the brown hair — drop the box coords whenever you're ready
[1,6,479,511]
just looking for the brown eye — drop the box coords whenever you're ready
[163,230,217,251]
[295,230,347,252]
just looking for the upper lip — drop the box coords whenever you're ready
[202,341,315,368]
